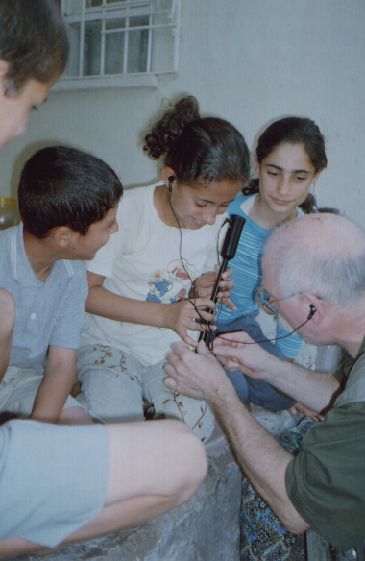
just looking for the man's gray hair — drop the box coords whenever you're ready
[264,213,365,308]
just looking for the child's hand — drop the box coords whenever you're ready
[191,268,235,310]
[163,298,215,346]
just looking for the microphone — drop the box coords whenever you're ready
[198,214,246,344]
[220,214,246,260]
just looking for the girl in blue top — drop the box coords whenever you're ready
[215,116,328,411]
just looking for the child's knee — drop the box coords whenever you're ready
[176,427,208,500]
[164,420,208,497]
[59,405,93,425]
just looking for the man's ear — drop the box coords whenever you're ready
[300,293,324,325]
[161,166,176,187]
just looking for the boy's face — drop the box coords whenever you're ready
[68,206,118,260]
[0,72,54,149]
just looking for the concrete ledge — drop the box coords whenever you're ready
[13,433,241,561]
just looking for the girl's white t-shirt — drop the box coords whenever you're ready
[81,184,227,366]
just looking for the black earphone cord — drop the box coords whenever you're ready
[188,298,315,352]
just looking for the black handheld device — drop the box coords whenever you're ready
[198,214,246,344]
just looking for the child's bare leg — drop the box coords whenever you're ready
[105,419,207,513]
[73,420,207,538]
[0,420,207,559]
[0,289,15,380]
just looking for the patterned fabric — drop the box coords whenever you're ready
[77,344,215,441]
[240,417,316,561]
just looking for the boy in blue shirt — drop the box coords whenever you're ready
[0,145,122,424]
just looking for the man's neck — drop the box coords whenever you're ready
[337,306,365,357]
[343,336,365,358]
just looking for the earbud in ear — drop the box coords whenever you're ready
[168,175,176,193]
[307,305,317,320]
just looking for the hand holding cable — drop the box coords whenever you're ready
[162,298,216,346]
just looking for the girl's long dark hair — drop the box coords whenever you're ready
[244,116,327,212]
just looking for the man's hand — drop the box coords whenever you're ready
[164,341,233,402]
[214,331,338,413]
[213,331,275,379]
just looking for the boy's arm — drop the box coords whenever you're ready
[86,271,215,347]
[0,288,15,381]
[31,346,77,423]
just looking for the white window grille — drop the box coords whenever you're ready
[57,0,180,90]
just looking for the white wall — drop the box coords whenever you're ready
[1,0,364,226]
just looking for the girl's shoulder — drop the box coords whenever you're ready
[117,183,157,223]
[108,184,159,255]
[228,192,257,218]
[121,183,156,206]
[229,193,271,239]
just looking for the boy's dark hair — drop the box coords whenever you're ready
[0,0,69,94]
[144,95,250,185]
[18,146,123,238]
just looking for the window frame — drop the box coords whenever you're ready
[56,0,181,91]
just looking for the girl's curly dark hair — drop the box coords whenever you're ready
[144,95,250,185]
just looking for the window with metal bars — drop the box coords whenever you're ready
[58,0,180,88]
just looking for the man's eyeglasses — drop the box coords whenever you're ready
[255,287,297,317]
[215,288,314,347]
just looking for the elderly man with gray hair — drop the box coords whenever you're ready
[164,212,365,555]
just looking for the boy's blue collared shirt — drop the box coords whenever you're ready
[0,224,87,374]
